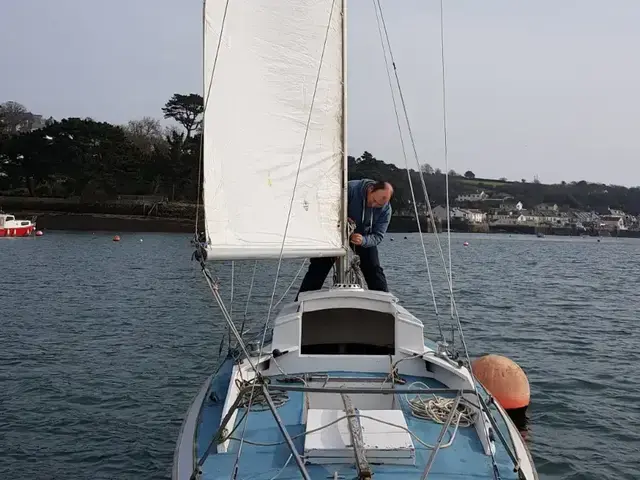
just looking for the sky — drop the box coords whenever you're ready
[1,0,639,186]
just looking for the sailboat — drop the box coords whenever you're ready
[174,1,538,479]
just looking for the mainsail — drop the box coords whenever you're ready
[202,1,346,260]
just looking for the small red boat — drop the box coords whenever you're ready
[0,212,36,237]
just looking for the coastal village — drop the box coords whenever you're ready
[417,190,640,236]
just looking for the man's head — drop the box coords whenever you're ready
[366,181,393,208]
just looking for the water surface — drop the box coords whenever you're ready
[1,232,638,479]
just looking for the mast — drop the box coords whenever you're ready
[200,0,207,243]
[335,0,349,284]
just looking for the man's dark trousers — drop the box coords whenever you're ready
[295,245,388,300]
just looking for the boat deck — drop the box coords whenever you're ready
[195,365,520,480]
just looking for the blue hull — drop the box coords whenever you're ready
[184,358,525,480]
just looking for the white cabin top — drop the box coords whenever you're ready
[0,215,14,226]
[0,215,32,228]
[270,287,427,357]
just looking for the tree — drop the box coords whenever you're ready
[464,170,475,179]
[0,130,53,195]
[124,117,166,155]
[123,117,171,194]
[421,163,434,175]
[162,93,204,139]
[4,91,640,214]
[359,151,375,163]
[160,127,203,201]
[0,101,40,136]
[34,118,141,196]
[448,169,458,177]
[499,177,507,182]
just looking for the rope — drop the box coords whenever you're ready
[342,219,367,287]
[233,378,289,411]
[403,382,475,427]
[237,454,292,480]
[224,410,460,451]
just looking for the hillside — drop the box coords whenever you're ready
[349,152,640,215]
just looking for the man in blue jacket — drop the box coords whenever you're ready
[296,179,393,299]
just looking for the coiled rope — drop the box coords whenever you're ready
[404,381,475,427]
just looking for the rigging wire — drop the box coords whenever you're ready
[372,0,476,378]
[372,3,501,476]
[239,260,258,341]
[439,0,454,323]
[371,0,443,340]
[273,259,307,310]
[227,260,235,350]
[199,268,261,379]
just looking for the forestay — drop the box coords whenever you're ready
[202,0,346,260]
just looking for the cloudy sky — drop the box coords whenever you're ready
[1,0,638,186]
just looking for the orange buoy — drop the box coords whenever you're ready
[35,230,44,236]
[472,354,530,410]
[113,235,121,242]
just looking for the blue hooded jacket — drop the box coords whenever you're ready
[347,179,392,248]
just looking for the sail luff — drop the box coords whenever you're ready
[335,0,349,283]
[202,1,346,261]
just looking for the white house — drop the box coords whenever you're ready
[501,201,523,211]
[490,210,515,224]
[464,209,487,223]
[534,209,566,225]
[455,191,487,203]
[599,215,626,231]
[432,206,486,224]
[490,209,546,226]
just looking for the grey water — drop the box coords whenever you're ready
[1,232,639,480]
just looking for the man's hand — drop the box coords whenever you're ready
[350,233,363,246]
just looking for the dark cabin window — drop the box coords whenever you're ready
[300,307,395,355]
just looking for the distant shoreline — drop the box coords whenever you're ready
[15,212,640,238]
[3,196,639,237]
[8,211,434,234]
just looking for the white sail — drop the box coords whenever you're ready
[202,0,346,260]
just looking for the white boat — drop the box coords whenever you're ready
[174,1,538,479]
